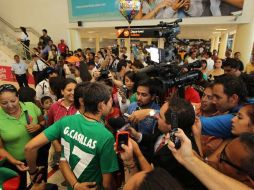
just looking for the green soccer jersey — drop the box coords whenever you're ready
[44,114,119,189]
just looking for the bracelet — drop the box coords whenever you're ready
[28,167,38,175]
[73,181,78,190]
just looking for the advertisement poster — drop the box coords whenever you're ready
[0,66,34,85]
[68,0,244,22]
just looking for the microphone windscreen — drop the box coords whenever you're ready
[108,117,126,130]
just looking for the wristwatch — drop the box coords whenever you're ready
[149,109,156,117]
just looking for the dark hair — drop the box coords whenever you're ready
[41,96,53,105]
[132,60,144,69]
[0,84,18,96]
[124,70,136,85]
[74,82,90,109]
[82,82,111,114]
[42,29,47,33]
[117,60,127,72]
[206,52,212,57]
[234,52,240,56]
[137,78,160,97]
[97,51,105,59]
[214,75,247,103]
[49,76,64,100]
[165,97,195,135]
[44,67,57,79]
[60,78,77,91]
[138,168,183,190]
[14,55,19,59]
[20,26,28,37]
[18,87,36,103]
[222,58,240,70]
[243,104,254,126]
[238,133,254,179]
[79,61,92,82]
[201,59,207,68]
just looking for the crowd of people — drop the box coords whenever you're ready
[1,28,254,190]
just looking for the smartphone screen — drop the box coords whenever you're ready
[117,133,129,152]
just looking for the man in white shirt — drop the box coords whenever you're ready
[31,54,47,85]
[11,55,29,88]
[187,51,198,64]
[205,52,215,72]
[35,67,58,102]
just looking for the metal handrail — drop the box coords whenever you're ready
[0,16,41,38]
[19,41,50,66]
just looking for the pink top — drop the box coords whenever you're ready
[47,98,77,126]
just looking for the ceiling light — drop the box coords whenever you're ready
[87,31,95,34]
[215,29,227,31]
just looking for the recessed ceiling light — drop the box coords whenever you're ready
[215,29,227,31]
[87,31,95,34]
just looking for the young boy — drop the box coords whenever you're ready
[40,96,53,122]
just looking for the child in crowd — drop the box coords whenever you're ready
[40,96,53,125]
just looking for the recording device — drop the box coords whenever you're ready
[116,131,129,152]
[170,128,181,149]
[169,110,181,149]
[24,110,30,125]
[120,85,128,97]
[108,116,131,132]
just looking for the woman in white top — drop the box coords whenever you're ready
[18,27,30,60]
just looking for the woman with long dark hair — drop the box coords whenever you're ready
[18,26,30,59]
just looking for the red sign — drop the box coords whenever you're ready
[0,66,34,84]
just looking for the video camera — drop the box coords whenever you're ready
[140,19,203,96]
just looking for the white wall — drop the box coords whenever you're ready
[0,0,70,46]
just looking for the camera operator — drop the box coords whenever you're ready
[167,129,254,190]
[222,58,254,99]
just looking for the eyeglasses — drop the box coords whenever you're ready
[0,84,16,93]
[219,145,245,172]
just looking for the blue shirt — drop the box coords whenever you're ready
[201,104,243,138]
[127,102,160,135]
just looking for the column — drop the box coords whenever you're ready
[124,38,131,60]
[210,37,215,52]
[218,33,228,59]
[213,36,220,51]
[117,39,121,55]
[69,29,82,50]
[158,38,165,49]
[95,36,100,53]
[147,38,152,45]
[231,33,236,52]
[233,22,254,65]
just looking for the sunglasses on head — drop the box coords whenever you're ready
[0,84,16,93]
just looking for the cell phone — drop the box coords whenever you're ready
[121,85,128,96]
[123,113,130,123]
[170,128,181,149]
[116,131,129,152]
[169,110,181,149]
[123,113,130,118]
[24,110,30,125]
[170,110,178,129]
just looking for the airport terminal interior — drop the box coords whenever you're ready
[0,0,254,190]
